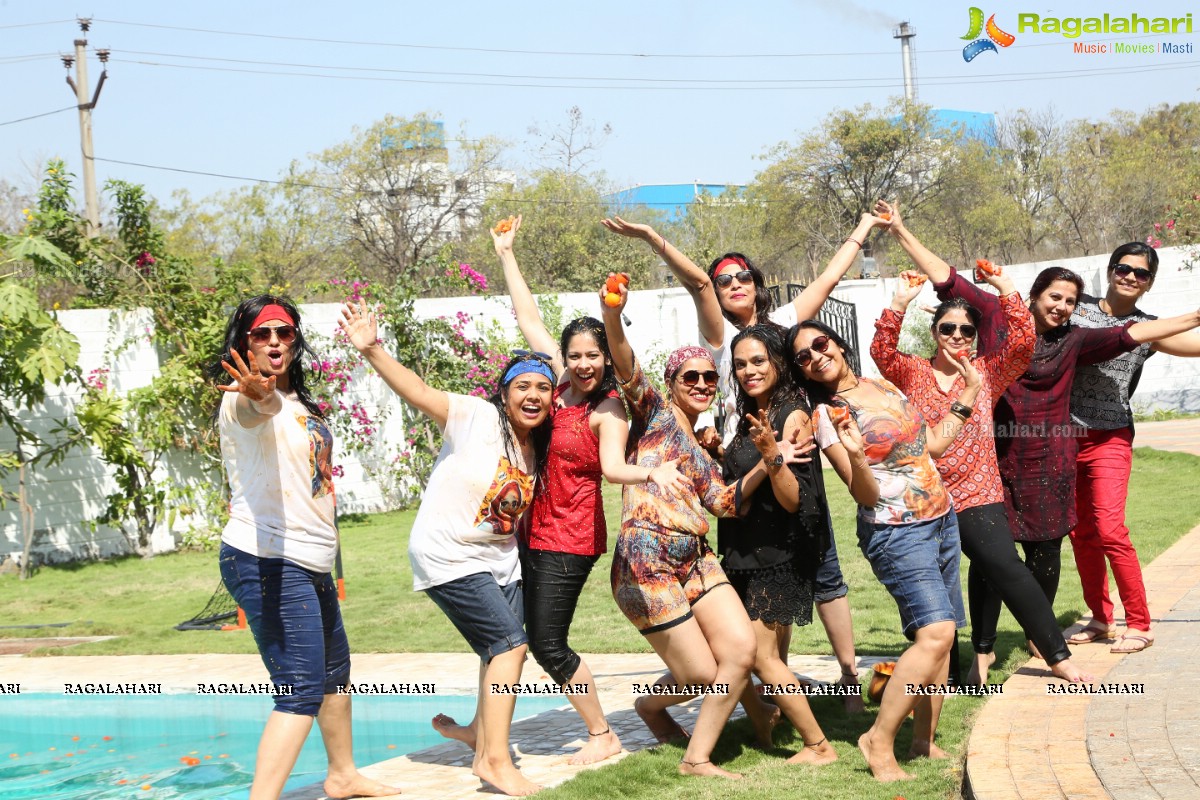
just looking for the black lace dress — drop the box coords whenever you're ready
[717,399,831,627]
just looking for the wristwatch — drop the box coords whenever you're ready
[767,453,784,468]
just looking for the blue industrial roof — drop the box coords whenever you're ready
[605,183,742,221]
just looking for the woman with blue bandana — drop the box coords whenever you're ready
[341,300,554,797]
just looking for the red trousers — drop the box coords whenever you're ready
[1068,427,1150,631]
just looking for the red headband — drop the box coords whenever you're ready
[714,256,747,275]
[250,304,295,329]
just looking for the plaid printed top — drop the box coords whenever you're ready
[934,272,1138,540]
[869,291,1035,512]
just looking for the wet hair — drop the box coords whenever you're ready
[931,298,982,329]
[730,324,806,437]
[208,294,324,418]
[1029,267,1084,301]
[1107,241,1159,282]
[784,319,858,406]
[559,316,618,406]
[489,354,554,473]
[707,252,775,325]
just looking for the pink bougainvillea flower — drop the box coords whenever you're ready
[1167,219,1176,230]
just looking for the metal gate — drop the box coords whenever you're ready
[769,283,860,376]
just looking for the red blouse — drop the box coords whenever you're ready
[523,384,615,556]
[870,292,1036,512]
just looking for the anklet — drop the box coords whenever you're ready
[681,759,711,767]
[588,727,611,737]
[804,737,827,749]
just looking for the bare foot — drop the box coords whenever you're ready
[751,703,781,748]
[857,731,913,783]
[324,772,401,798]
[907,738,950,759]
[474,757,541,797]
[839,674,866,714]
[679,759,743,779]
[786,738,838,765]
[634,697,689,743]
[431,714,476,750]
[1049,658,1093,683]
[568,728,622,766]
[965,652,996,686]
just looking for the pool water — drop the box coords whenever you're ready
[0,693,566,799]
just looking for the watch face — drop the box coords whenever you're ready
[770,454,784,466]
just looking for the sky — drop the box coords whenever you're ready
[2,1,1199,209]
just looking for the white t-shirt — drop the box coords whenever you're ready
[409,394,537,591]
[220,391,339,573]
[706,303,799,446]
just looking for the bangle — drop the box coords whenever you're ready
[652,235,667,256]
[844,236,864,249]
[949,401,973,419]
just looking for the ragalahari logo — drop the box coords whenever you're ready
[961,7,1016,61]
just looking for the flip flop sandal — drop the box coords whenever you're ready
[1067,624,1116,644]
[1110,635,1154,654]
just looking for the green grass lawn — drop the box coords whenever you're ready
[2,448,1198,799]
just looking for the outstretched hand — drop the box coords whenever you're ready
[491,214,523,253]
[601,216,656,243]
[746,410,783,462]
[893,270,927,308]
[874,199,902,230]
[339,300,380,353]
[218,349,277,402]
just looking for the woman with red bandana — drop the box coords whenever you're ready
[600,278,795,780]
[600,213,890,710]
[213,296,397,800]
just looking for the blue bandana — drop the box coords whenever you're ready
[502,358,555,386]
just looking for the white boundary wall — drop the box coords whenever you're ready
[3,247,1198,566]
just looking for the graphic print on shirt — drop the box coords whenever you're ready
[299,414,335,499]
[473,459,535,538]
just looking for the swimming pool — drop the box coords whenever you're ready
[0,693,566,799]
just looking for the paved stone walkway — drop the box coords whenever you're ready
[1131,417,1200,455]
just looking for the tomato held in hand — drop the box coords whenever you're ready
[603,292,622,307]
[904,273,928,288]
[493,217,515,234]
[827,405,851,428]
[974,258,1001,281]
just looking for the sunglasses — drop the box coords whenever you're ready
[677,369,719,387]
[248,325,297,344]
[1111,263,1154,283]
[792,335,832,367]
[714,269,755,288]
[513,348,553,363]
[936,323,977,339]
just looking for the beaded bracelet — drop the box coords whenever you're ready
[844,236,864,249]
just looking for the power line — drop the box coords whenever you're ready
[91,17,1169,59]
[0,19,74,31]
[112,47,1200,87]
[112,55,1200,91]
[93,156,344,193]
[0,105,77,127]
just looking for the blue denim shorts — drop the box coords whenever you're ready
[856,512,966,641]
[218,543,350,716]
[813,509,849,603]
[424,572,528,661]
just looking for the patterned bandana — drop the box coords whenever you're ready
[663,345,716,384]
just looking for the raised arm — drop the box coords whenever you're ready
[792,211,892,320]
[493,215,560,370]
[879,199,953,285]
[339,300,449,429]
[870,270,928,387]
[1129,308,1200,345]
[601,216,726,348]
[598,273,634,382]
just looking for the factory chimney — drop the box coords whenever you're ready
[892,21,917,102]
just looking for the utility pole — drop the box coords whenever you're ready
[61,17,108,237]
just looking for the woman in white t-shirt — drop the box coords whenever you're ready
[214,295,396,800]
[601,214,890,711]
[340,300,553,798]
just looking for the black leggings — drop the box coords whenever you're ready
[959,504,1070,666]
[521,548,600,686]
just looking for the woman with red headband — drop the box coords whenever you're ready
[213,295,397,800]
[600,278,797,780]
[601,214,890,710]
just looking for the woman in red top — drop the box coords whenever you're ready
[443,216,685,765]
[871,259,1090,685]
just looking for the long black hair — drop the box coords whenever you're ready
[707,252,775,326]
[489,355,554,473]
[559,316,618,406]
[784,319,858,407]
[208,294,325,418]
[730,324,806,437]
